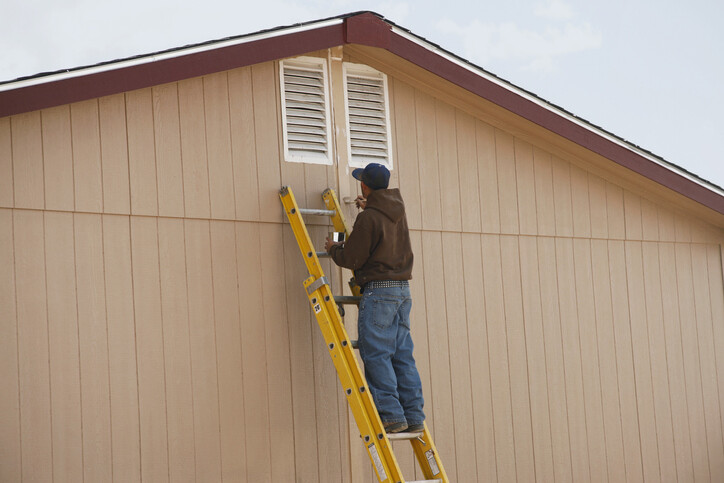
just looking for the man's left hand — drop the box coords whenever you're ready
[325,237,343,252]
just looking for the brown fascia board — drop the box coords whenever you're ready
[1,11,722,216]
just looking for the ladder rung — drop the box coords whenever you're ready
[316,251,331,258]
[386,432,426,441]
[407,480,442,483]
[351,340,358,349]
[298,208,336,216]
[334,295,361,305]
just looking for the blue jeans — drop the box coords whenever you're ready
[358,285,425,425]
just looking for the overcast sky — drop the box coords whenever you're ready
[3,0,722,188]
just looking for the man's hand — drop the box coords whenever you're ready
[355,195,367,210]
[325,237,343,252]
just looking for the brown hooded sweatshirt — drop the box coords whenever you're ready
[328,188,413,287]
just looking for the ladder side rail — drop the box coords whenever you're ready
[304,277,407,483]
[281,187,406,482]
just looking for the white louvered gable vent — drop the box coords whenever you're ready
[280,57,332,164]
[344,63,393,169]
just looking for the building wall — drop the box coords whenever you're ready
[1,55,724,482]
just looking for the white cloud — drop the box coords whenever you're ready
[535,0,574,21]
[436,17,601,73]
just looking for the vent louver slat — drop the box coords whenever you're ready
[346,72,391,165]
[281,59,331,163]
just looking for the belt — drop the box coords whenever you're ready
[364,280,409,290]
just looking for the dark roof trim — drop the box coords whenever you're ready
[1,12,722,215]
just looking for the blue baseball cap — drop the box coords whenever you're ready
[352,163,390,190]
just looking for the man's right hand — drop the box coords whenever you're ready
[355,195,367,210]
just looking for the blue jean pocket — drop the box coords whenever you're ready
[369,297,399,330]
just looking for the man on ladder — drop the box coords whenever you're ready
[325,163,425,435]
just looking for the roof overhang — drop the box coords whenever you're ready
[1,11,722,217]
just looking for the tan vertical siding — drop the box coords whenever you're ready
[0,209,20,481]
[1,60,724,483]
[99,95,132,215]
[0,119,13,207]
[42,106,74,211]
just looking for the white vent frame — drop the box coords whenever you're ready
[343,62,394,170]
[279,56,333,165]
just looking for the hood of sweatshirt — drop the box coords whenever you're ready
[364,188,406,222]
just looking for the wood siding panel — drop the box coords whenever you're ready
[456,111,482,233]
[481,234,516,481]
[588,175,608,239]
[555,238,591,482]
[184,219,223,481]
[495,131,519,234]
[153,84,185,218]
[0,119,12,207]
[477,121,500,234]
[130,216,169,482]
[282,224,320,481]
[235,222,272,481]
[624,241,662,482]
[408,230,433,482]
[421,231,456,480]
[515,140,537,235]
[436,101,462,232]
[157,218,195,482]
[641,197,659,241]
[102,215,141,482]
[608,241,644,482]
[99,95,131,215]
[691,244,724,481]
[416,92,442,231]
[204,73,236,220]
[179,79,211,219]
[251,63,283,223]
[500,236,534,481]
[590,239,626,483]
[0,210,20,481]
[641,241,678,481]
[210,221,248,481]
[126,89,158,215]
[44,212,83,482]
[12,112,44,209]
[674,243,711,482]
[606,183,626,240]
[518,236,555,481]
[573,239,608,483]
[74,213,113,481]
[659,242,696,481]
[42,106,74,211]
[259,223,295,480]
[442,232,477,481]
[570,164,591,238]
[552,156,573,237]
[624,190,643,240]
[228,67,261,222]
[14,210,52,481]
[71,101,104,212]
[708,244,724,469]
[533,148,555,237]
[538,237,573,483]
[460,233,496,482]
[392,80,422,230]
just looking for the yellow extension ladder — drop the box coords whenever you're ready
[279,186,449,483]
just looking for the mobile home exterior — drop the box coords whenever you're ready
[1,12,724,482]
